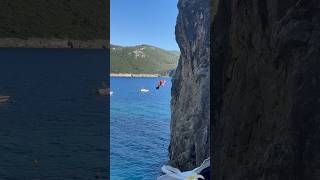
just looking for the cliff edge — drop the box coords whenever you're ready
[213,0,320,179]
[169,0,210,170]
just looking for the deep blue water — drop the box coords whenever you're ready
[0,49,109,179]
[110,77,171,180]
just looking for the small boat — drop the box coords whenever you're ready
[96,88,109,96]
[140,88,149,93]
[96,81,112,96]
[0,96,10,103]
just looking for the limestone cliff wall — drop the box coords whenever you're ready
[170,0,210,170]
[213,0,320,179]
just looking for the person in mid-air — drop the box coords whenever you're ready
[156,79,166,89]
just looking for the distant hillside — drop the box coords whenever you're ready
[111,44,179,75]
[0,0,108,48]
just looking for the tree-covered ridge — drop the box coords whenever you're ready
[111,44,179,75]
[0,0,108,40]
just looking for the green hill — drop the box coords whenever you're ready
[111,44,179,75]
[0,0,108,40]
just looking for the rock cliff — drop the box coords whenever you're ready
[170,0,210,170]
[213,0,320,179]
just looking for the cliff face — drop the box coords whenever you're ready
[213,0,320,179]
[170,0,210,170]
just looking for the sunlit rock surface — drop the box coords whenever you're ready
[170,0,210,170]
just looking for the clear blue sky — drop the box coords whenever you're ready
[111,0,179,51]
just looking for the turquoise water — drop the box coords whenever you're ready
[110,77,171,180]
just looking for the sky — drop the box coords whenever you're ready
[110,0,179,51]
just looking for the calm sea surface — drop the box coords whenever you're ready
[110,77,171,180]
[0,49,109,179]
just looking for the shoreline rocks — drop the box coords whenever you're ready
[0,38,108,49]
[110,73,166,78]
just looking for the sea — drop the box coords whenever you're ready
[0,48,109,179]
[110,77,171,180]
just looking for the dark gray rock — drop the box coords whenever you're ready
[213,0,320,179]
[169,0,210,170]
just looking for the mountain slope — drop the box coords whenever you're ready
[110,44,179,75]
[0,0,107,40]
[0,0,108,48]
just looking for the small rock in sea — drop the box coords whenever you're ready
[32,159,40,167]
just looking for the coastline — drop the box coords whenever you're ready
[110,73,169,78]
[0,38,108,49]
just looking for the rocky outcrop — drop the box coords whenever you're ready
[213,0,320,179]
[169,0,210,170]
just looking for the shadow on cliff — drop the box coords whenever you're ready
[213,0,320,179]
